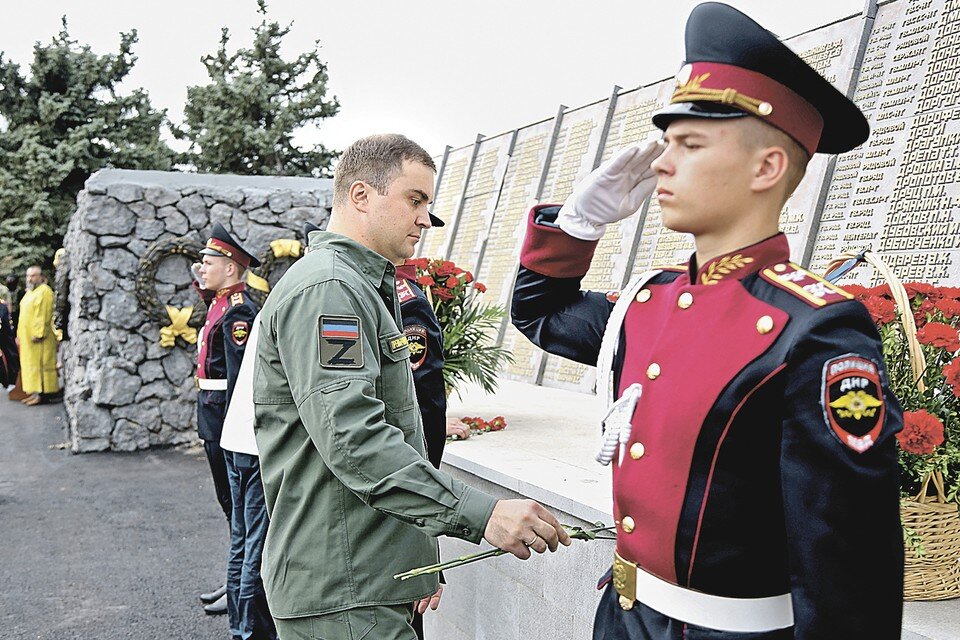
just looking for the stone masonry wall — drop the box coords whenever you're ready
[61,169,332,452]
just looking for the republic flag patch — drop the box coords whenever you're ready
[822,354,885,453]
[319,315,363,368]
[405,325,428,371]
[231,321,250,346]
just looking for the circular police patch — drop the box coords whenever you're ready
[405,325,428,371]
[822,355,884,453]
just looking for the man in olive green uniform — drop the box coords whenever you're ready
[253,134,571,640]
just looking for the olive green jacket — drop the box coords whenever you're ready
[253,232,498,619]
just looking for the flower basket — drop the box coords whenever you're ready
[825,251,960,601]
[901,470,960,600]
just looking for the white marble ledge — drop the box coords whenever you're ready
[443,380,613,524]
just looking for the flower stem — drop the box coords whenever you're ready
[393,523,615,581]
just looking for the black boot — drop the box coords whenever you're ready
[200,584,227,604]
[203,593,228,615]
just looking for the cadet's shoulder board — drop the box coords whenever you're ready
[822,354,885,453]
[231,321,250,346]
[230,292,244,307]
[759,262,853,308]
[396,278,417,304]
[404,324,428,371]
[319,315,363,368]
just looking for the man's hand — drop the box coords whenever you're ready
[483,499,572,560]
[191,262,206,290]
[446,417,471,440]
[558,138,665,241]
[413,585,443,615]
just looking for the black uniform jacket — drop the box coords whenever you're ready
[511,204,904,638]
[0,304,19,388]
[397,264,447,469]
[196,282,258,442]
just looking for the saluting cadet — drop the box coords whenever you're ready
[253,134,571,640]
[193,222,260,622]
[512,3,903,638]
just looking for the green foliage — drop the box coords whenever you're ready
[174,0,340,177]
[441,301,513,396]
[0,19,174,273]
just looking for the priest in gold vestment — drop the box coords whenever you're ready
[17,266,58,404]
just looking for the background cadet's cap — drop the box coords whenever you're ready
[428,212,445,228]
[302,222,321,240]
[199,222,261,269]
[651,2,869,155]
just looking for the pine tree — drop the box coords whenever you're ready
[0,19,174,273]
[175,0,340,177]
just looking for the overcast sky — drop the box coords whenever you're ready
[0,0,866,157]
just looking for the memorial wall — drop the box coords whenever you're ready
[416,0,960,392]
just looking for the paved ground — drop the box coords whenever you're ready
[0,399,232,640]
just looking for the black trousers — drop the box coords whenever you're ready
[203,439,232,522]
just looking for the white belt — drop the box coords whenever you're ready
[196,377,228,391]
[613,552,793,632]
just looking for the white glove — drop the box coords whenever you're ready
[191,262,205,290]
[558,138,665,241]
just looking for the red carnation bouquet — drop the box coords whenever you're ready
[842,282,960,502]
[404,258,512,396]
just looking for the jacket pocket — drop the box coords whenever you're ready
[378,333,415,414]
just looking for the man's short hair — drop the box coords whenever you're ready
[738,118,810,201]
[334,134,436,206]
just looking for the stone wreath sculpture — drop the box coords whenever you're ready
[137,235,306,347]
[244,238,304,308]
[136,236,206,348]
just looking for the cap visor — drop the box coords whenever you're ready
[429,213,445,228]
[652,102,748,131]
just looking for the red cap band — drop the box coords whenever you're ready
[674,62,823,155]
[206,238,250,269]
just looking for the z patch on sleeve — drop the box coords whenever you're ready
[319,315,363,368]
[822,354,885,453]
[231,321,250,346]
[404,325,428,371]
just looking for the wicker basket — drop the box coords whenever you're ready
[825,251,960,601]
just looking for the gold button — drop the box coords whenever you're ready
[629,442,645,460]
[757,315,774,334]
[646,363,660,380]
[677,292,693,309]
[636,289,652,303]
[758,101,773,116]
[774,264,787,272]
[621,516,635,533]
[201,341,206,347]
